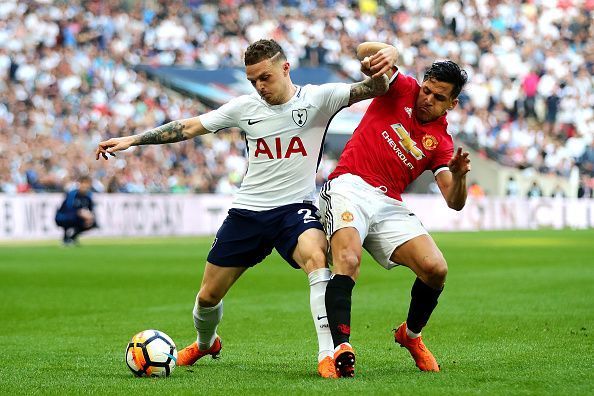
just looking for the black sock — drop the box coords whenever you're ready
[71,227,82,241]
[406,278,443,334]
[325,274,355,347]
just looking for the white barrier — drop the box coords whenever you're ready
[403,195,594,231]
[0,193,234,240]
[0,193,592,240]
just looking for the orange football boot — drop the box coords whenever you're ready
[317,356,338,378]
[333,343,355,378]
[176,336,222,366]
[394,322,439,372]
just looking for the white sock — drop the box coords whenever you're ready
[308,268,334,362]
[193,299,223,350]
[406,326,421,339]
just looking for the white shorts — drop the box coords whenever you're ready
[319,173,428,269]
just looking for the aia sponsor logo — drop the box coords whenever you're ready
[254,137,307,159]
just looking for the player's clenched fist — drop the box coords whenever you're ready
[95,136,135,160]
[360,56,373,76]
[367,46,398,78]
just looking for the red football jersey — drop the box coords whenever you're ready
[329,72,454,201]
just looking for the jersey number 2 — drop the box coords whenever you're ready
[298,209,318,223]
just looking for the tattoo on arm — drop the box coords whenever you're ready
[348,75,389,105]
[349,81,372,104]
[135,121,187,145]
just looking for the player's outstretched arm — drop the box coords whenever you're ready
[348,57,390,106]
[436,147,471,211]
[96,116,209,160]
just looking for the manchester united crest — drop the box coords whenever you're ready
[341,211,354,222]
[422,134,438,151]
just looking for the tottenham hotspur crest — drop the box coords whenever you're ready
[292,109,307,127]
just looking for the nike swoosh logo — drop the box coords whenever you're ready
[317,315,327,320]
[247,119,263,125]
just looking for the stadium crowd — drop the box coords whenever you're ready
[0,0,593,195]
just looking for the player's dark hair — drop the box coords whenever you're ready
[423,61,468,99]
[244,39,287,66]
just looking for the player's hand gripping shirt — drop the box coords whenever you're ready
[329,72,454,202]
[200,84,350,211]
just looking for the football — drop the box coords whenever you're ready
[125,329,177,377]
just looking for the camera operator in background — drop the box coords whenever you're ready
[55,175,98,246]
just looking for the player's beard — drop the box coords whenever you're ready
[262,92,280,105]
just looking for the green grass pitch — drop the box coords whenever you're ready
[1,230,593,395]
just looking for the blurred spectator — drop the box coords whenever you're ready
[505,176,520,197]
[468,181,485,198]
[527,181,543,198]
[578,142,594,177]
[577,175,593,199]
[54,175,97,246]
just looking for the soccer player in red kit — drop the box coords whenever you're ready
[319,42,470,377]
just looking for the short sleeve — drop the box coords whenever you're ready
[199,97,243,132]
[431,137,454,175]
[308,83,350,116]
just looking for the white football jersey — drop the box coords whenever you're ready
[200,83,350,211]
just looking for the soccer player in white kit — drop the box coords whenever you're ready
[96,39,394,378]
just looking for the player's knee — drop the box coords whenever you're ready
[333,248,361,278]
[304,249,327,272]
[197,288,222,307]
[422,256,448,286]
